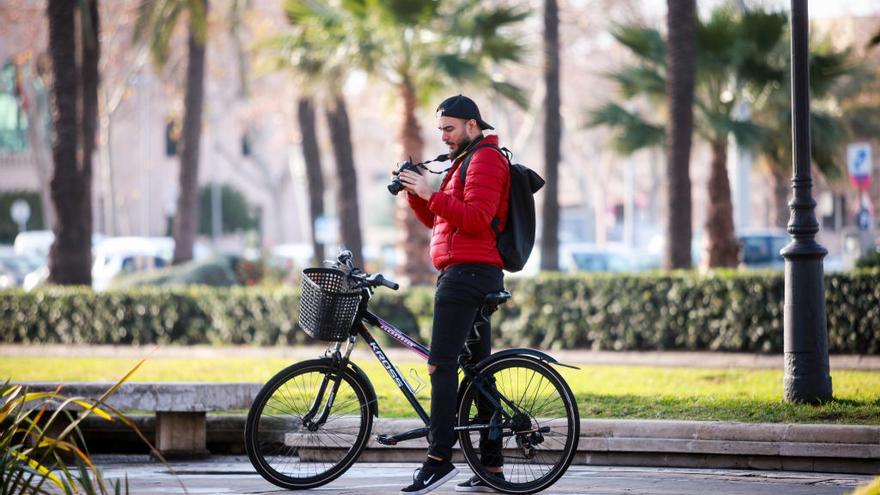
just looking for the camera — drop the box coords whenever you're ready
[387,160,423,196]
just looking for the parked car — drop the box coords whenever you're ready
[737,229,788,270]
[510,243,660,276]
[91,237,174,291]
[0,248,43,287]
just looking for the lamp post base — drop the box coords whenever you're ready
[783,352,833,404]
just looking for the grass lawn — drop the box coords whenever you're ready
[3,356,879,424]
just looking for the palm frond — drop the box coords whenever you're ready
[609,65,666,99]
[810,111,845,179]
[611,25,665,65]
[809,48,853,97]
[133,0,186,68]
[586,102,665,154]
[489,80,527,109]
[431,53,480,82]
[186,0,207,43]
[740,10,787,53]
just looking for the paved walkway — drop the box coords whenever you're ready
[5,344,879,370]
[91,456,873,495]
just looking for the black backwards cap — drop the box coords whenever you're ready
[435,94,494,130]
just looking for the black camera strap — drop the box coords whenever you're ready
[418,134,487,174]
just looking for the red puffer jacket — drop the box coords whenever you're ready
[406,134,510,271]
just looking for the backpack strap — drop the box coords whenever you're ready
[458,144,510,185]
[457,144,512,236]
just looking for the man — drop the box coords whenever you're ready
[397,94,509,494]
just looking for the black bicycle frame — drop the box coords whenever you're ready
[358,311,432,424]
[357,310,516,431]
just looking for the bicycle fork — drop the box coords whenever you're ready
[301,340,354,430]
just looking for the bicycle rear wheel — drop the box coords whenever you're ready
[245,359,373,490]
[457,355,579,494]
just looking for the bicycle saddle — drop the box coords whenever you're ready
[483,290,511,306]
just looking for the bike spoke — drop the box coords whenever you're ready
[458,357,577,492]
[249,365,370,488]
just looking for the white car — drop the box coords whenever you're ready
[91,237,174,291]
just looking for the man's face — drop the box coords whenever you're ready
[438,116,474,156]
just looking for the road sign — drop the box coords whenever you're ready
[10,199,31,232]
[847,142,872,190]
[314,215,339,245]
[857,208,870,231]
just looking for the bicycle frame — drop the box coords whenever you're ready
[358,311,432,424]
[304,284,528,444]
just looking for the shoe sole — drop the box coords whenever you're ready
[455,484,499,493]
[455,477,502,493]
[400,467,460,495]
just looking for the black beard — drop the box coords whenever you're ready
[452,134,483,158]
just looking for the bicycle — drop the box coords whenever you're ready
[245,250,580,494]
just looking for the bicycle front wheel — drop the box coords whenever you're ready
[245,359,374,490]
[457,355,579,494]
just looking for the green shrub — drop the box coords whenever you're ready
[111,256,240,289]
[856,249,880,269]
[2,270,879,353]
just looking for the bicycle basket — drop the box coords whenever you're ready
[298,268,363,341]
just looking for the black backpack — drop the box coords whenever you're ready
[459,144,545,272]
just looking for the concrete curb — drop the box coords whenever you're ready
[80,415,880,474]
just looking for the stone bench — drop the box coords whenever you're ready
[17,382,262,458]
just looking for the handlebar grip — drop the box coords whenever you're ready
[376,275,399,291]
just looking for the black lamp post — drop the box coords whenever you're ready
[781,0,833,404]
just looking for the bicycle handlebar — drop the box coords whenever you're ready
[325,250,399,291]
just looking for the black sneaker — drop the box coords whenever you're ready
[455,472,505,492]
[400,460,459,495]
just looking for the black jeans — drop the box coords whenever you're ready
[427,263,504,466]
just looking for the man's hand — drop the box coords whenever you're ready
[398,169,433,201]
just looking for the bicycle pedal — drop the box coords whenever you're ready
[376,434,398,446]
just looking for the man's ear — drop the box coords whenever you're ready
[467,119,480,137]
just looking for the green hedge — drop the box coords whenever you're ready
[2,270,879,353]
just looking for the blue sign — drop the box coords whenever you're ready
[857,208,870,231]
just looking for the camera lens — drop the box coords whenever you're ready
[387,179,403,195]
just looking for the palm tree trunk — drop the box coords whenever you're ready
[663,0,696,269]
[298,97,325,265]
[771,166,790,229]
[396,82,433,285]
[21,61,57,231]
[540,0,560,271]
[704,139,739,267]
[172,0,207,264]
[325,93,363,267]
[47,0,97,286]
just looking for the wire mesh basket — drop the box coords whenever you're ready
[298,268,363,341]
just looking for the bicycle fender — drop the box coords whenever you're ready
[457,348,579,412]
[475,348,579,370]
[346,360,380,418]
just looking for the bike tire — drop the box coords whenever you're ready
[457,355,579,494]
[245,359,374,490]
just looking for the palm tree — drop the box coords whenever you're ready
[46,0,99,285]
[297,97,326,265]
[283,0,528,284]
[257,4,363,266]
[663,0,696,269]
[135,0,208,264]
[540,0,561,271]
[753,45,852,227]
[589,8,787,268]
